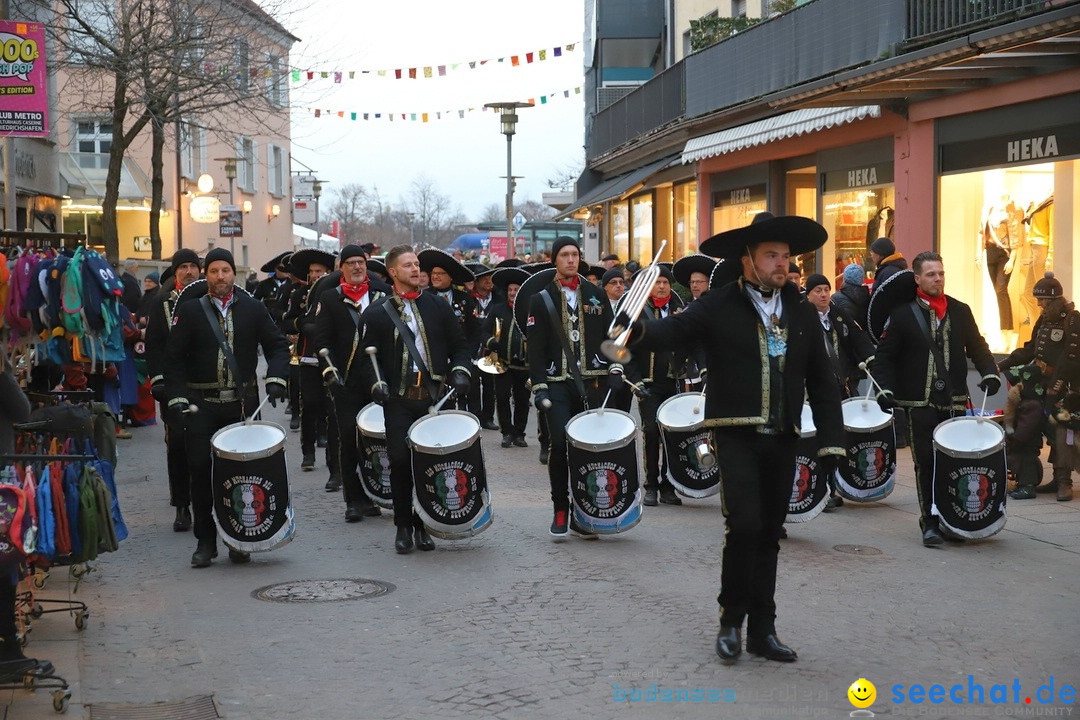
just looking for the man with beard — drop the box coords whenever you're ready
[483,267,531,448]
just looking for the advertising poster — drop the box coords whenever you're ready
[0,21,48,137]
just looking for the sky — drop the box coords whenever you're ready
[284,0,587,222]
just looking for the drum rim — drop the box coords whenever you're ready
[932,416,1005,458]
[407,410,482,455]
[355,403,387,439]
[211,420,287,461]
[656,392,706,433]
[840,397,893,432]
[565,408,638,453]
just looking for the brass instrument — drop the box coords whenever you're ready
[477,317,507,374]
[601,239,668,363]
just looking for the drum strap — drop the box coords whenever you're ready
[910,302,950,396]
[382,302,441,401]
[540,289,589,405]
[199,295,252,401]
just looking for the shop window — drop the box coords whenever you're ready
[631,193,654,266]
[786,167,817,279]
[822,185,895,283]
[672,181,697,260]
[610,201,630,265]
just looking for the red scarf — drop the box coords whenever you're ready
[210,289,234,308]
[395,287,420,301]
[917,288,947,321]
[558,276,579,291]
[175,278,184,292]
[340,274,369,302]
[651,294,671,309]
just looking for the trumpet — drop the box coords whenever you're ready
[600,239,667,363]
[477,317,506,374]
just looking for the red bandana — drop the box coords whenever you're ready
[395,287,420,301]
[652,294,671,308]
[917,288,948,320]
[211,289,234,307]
[175,278,184,292]
[558,276,579,291]
[340,274,369,302]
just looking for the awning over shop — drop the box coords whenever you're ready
[59,152,153,208]
[681,106,881,164]
[555,154,679,220]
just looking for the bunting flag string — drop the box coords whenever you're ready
[287,43,577,84]
[301,87,583,124]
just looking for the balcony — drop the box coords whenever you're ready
[906,0,1064,46]
[587,62,685,160]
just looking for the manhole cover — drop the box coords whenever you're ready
[88,694,219,719]
[833,544,883,556]
[252,578,395,603]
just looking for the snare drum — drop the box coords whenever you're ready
[565,409,642,534]
[408,410,492,539]
[355,403,393,508]
[932,416,1007,539]
[656,393,720,498]
[788,404,829,522]
[834,398,896,502]
[211,420,295,553]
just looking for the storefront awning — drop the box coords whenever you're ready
[681,106,882,164]
[554,155,679,220]
[58,152,153,208]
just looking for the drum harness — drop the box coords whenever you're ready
[199,295,255,411]
[540,289,589,406]
[382,302,442,402]
[910,302,951,398]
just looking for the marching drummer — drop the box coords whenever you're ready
[484,267,531,449]
[164,248,290,567]
[526,236,622,540]
[145,248,202,533]
[468,264,500,431]
[620,213,844,664]
[420,250,479,411]
[313,244,390,521]
[871,251,1000,546]
[360,245,473,554]
[672,254,716,393]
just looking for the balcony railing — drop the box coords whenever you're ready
[906,0,1061,44]
[588,62,685,159]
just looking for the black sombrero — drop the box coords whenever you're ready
[172,278,253,311]
[289,248,337,278]
[522,261,554,274]
[699,212,828,259]
[629,262,674,286]
[513,268,588,337]
[260,250,292,274]
[867,269,917,342]
[418,249,475,285]
[492,267,529,295]
[673,254,718,288]
[495,258,525,269]
[466,262,496,279]
[709,256,743,290]
[366,257,388,278]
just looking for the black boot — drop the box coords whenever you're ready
[414,525,435,551]
[173,505,192,532]
[191,538,216,567]
[325,474,342,492]
[715,626,741,664]
[658,485,683,505]
[643,489,659,506]
[395,526,414,554]
[345,502,364,523]
[501,434,513,448]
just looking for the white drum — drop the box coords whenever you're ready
[932,416,1007,539]
[789,404,829,522]
[656,392,720,498]
[834,397,897,502]
[565,409,642,534]
[355,403,393,508]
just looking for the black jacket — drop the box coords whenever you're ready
[831,283,870,330]
[1000,299,1080,396]
[871,254,908,296]
[872,295,997,409]
[120,272,142,313]
[312,279,390,389]
[820,303,876,397]
[483,301,526,371]
[425,286,480,350]
[360,293,472,398]
[631,278,845,454]
[526,278,617,392]
[254,276,292,326]
[144,283,185,388]
[164,291,290,408]
[632,294,690,384]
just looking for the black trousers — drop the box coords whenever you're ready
[164,419,190,507]
[329,387,372,506]
[0,571,16,639]
[907,405,960,531]
[185,398,245,543]
[610,384,633,413]
[495,368,531,436]
[299,365,336,475]
[545,379,607,511]
[713,428,796,637]
[289,364,300,412]
[985,244,1013,331]
[639,379,679,490]
[383,396,431,527]
[468,369,497,423]
[537,409,549,448]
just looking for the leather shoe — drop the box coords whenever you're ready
[715,626,741,664]
[746,633,797,662]
[395,526,414,554]
[345,502,364,523]
[922,526,945,547]
[1009,487,1036,500]
[191,539,216,568]
[173,505,192,532]
[538,447,549,465]
[501,434,513,448]
[643,489,659,506]
[316,434,328,448]
[512,435,528,448]
[301,452,315,471]
[362,502,382,517]
[481,420,499,431]
[228,549,251,564]
[659,487,683,505]
[325,475,342,492]
[414,525,435,551]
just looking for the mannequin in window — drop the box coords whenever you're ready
[1006,197,1037,346]
[979,193,1015,345]
[1026,193,1054,277]
[864,206,894,256]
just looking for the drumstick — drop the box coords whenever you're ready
[540,398,552,410]
[429,388,456,415]
[318,348,342,385]
[978,388,989,422]
[182,404,199,414]
[246,394,273,425]
[858,362,886,399]
[598,389,612,417]
[620,376,646,395]
[694,384,706,416]
[365,346,384,385]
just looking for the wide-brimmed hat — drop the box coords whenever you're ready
[513,268,587,337]
[867,269,917,342]
[492,267,529,295]
[466,262,496,279]
[522,261,554,274]
[672,254,718,288]
[260,250,292,273]
[289,248,337,278]
[172,278,252,311]
[365,257,388,279]
[418,248,475,285]
[709,256,743,290]
[582,263,607,280]
[699,212,828,259]
[629,262,674,286]
[495,257,525,269]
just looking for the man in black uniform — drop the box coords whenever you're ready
[468,264,499,430]
[164,248,290,567]
[252,251,292,320]
[872,252,1000,546]
[313,244,389,521]
[360,245,472,554]
[623,213,845,664]
[483,267,531,448]
[999,271,1080,501]
[419,249,478,412]
[526,236,623,539]
[145,249,202,532]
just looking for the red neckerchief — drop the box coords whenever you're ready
[917,288,947,321]
[210,289,234,309]
[395,287,420,301]
[340,273,369,302]
[558,276,579,291]
[652,294,671,309]
[175,278,184,292]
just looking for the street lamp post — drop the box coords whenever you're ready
[484,102,531,260]
[313,179,324,250]
[214,156,240,256]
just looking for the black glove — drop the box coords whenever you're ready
[613,310,643,338]
[633,384,652,403]
[167,401,192,429]
[371,381,390,404]
[484,336,498,353]
[876,392,898,413]
[323,369,343,390]
[266,382,287,407]
[150,382,166,402]
[978,375,1002,396]
[450,370,471,399]
[534,389,550,411]
[818,453,839,480]
[607,369,625,393]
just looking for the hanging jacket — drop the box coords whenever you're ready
[76,465,99,562]
[35,465,55,559]
[85,438,126,542]
[62,462,82,557]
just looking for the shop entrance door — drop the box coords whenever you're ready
[786,166,818,279]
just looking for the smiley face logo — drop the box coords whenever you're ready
[848,678,876,709]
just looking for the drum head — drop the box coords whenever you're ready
[656,393,705,432]
[842,398,892,431]
[566,410,637,452]
[356,403,385,437]
[409,411,481,455]
[212,421,286,460]
[933,417,1005,455]
[799,403,816,437]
